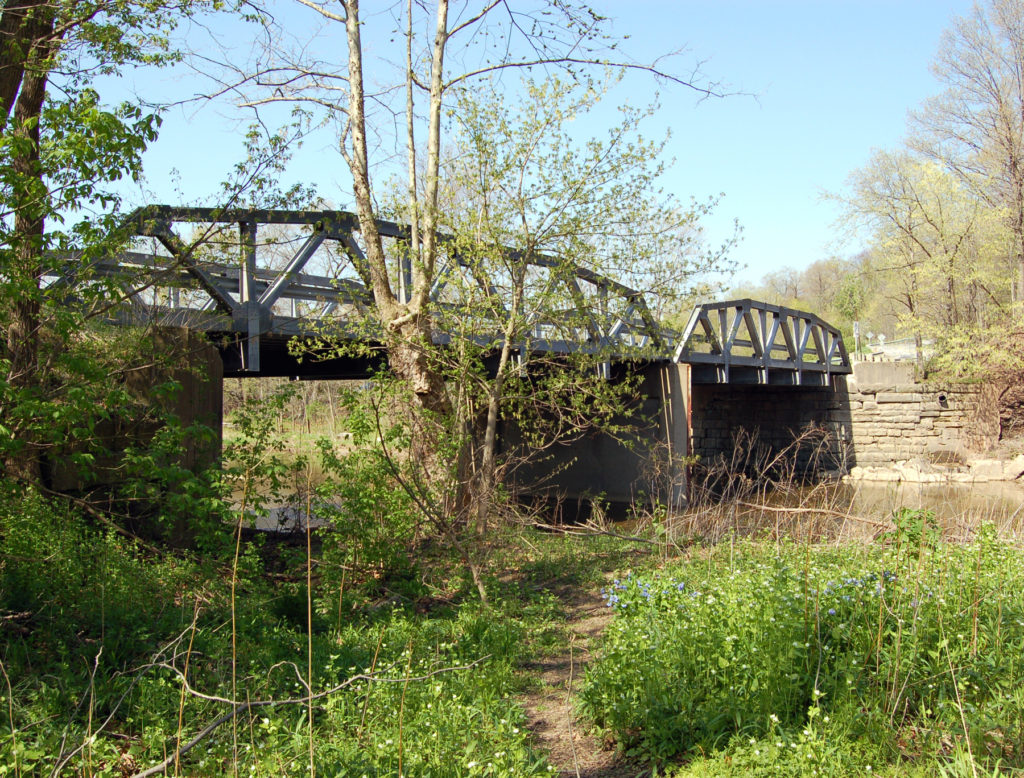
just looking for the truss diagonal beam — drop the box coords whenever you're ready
[259,231,325,308]
[140,220,238,315]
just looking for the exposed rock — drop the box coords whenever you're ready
[1004,454,1024,480]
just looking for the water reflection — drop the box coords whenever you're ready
[676,478,1024,543]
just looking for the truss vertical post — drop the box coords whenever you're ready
[239,221,260,373]
[398,245,413,305]
[758,307,769,384]
[659,363,690,513]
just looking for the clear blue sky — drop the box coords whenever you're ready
[589,0,975,285]
[125,0,976,285]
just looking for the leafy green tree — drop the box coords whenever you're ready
[0,0,202,482]
[836,149,1013,372]
[912,0,1024,303]
[832,272,866,326]
[434,75,734,529]
[221,0,731,538]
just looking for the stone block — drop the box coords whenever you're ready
[1005,454,1024,480]
[876,392,923,403]
[968,459,1004,479]
[852,361,916,387]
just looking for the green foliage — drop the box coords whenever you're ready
[0,0,228,489]
[313,398,423,608]
[441,73,735,333]
[580,527,1024,773]
[0,478,566,776]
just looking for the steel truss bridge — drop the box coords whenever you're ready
[47,206,851,386]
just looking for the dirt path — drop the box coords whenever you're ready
[520,581,649,778]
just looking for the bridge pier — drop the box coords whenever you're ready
[688,381,848,476]
[658,363,691,513]
[508,363,692,519]
[48,327,223,496]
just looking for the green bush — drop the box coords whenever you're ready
[580,517,1024,773]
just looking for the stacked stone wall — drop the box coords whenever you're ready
[830,377,993,467]
[688,367,998,474]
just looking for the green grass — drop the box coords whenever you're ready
[0,482,644,777]
[579,514,1024,776]
[6,465,1022,778]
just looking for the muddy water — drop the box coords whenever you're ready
[829,480,1024,527]
[703,478,1024,541]
[234,479,1024,537]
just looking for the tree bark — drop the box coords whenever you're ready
[343,0,450,417]
[475,266,525,535]
[0,0,49,122]
[3,5,54,483]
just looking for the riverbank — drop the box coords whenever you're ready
[6,479,1024,776]
[844,453,1024,484]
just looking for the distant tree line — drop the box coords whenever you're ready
[740,0,1024,380]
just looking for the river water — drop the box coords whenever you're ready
[830,479,1024,528]
[674,477,1024,543]
[236,477,1024,539]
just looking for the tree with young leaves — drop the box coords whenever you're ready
[432,75,733,529]
[228,0,722,415]
[212,0,729,535]
[912,0,1024,303]
[0,0,201,481]
[837,149,1013,372]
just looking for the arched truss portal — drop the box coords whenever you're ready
[675,299,851,386]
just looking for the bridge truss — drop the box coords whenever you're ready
[676,299,851,386]
[46,206,850,384]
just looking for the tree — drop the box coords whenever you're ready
[429,75,733,530]
[912,0,1024,303]
[836,149,1012,372]
[217,0,730,538]
[0,0,201,482]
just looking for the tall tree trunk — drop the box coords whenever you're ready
[343,0,450,417]
[4,9,53,483]
[475,270,525,535]
[1015,183,1024,305]
[0,0,48,121]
